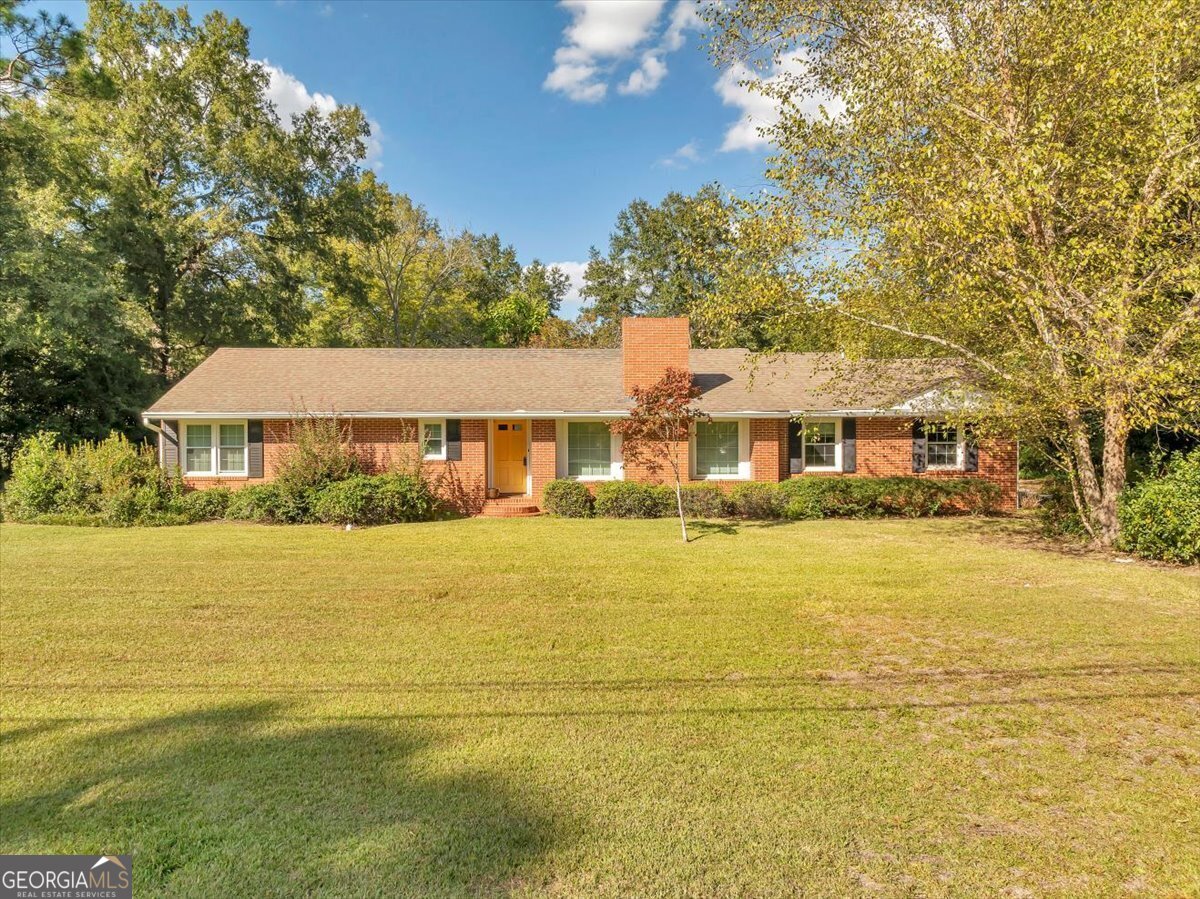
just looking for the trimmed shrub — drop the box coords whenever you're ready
[372,473,439,523]
[729,482,784,519]
[176,488,232,522]
[594,481,674,518]
[312,473,439,526]
[225,483,313,523]
[678,483,730,518]
[1118,451,1200,564]
[778,476,1000,520]
[542,479,594,518]
[312,476,374,525]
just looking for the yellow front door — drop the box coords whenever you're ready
[492,420,528,494]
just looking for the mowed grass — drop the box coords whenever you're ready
[1,517,1197,898]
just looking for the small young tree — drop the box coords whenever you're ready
[609,367,708,542]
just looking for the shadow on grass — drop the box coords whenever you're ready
[0,701,558,895]
[685,520,739,541]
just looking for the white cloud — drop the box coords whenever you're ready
[716,49,845,152]
[549,260,588,318]
[657,139,701,168]
[662,0,702,51]
[318,3,334,16]
[619,52,667,95]
[261,61,384,169]
[545,0,702,102]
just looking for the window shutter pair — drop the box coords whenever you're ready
[446,419,462,462]
[911,420,979,472]
[787,418,857,473]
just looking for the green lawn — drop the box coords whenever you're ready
[1,518,1197,897]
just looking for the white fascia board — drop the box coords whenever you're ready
[142,410,636,421]
[144,408,914,421]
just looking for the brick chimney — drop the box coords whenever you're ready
[622,317,690,395]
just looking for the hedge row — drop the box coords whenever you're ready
[223,474,438,525]
[541,476,1001,520]
[2,431,439,527]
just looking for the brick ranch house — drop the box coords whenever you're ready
[142,317,1017,514]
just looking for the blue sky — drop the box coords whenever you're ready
[40,0,781,314]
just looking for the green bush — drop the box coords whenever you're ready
[678,483,730,518]
[4,431,67,518]
[273,416,362,492]
[176,488,232,522]
[312,477,374,525]
[1036,472,1089,537]
[3,431,180,525]
[729,482,785,519]
[542,479,595,518]
[224,483,313,523]
[593,481,674,518]
[372,473,439,523]
[311,473,438,526]
[778,476,1000,520]
[1118,450,1200,564]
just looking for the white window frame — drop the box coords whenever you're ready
[419,418,447,461]
[926,423,965,471]
[689,418,751,481]
[555,419,623,481]
[802,417,842,473]
[182,420,247,477]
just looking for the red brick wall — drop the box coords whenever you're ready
[531,419,558,503]
[789,417,1018,511]
[183,417,489,513]
[750,418,787,482]
[181,413,1016,513]
[622,317,690,395]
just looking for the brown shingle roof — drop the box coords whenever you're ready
[145,347,956,417]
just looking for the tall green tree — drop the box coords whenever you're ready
[580,185,736,344]
[304,188,481,348]
[1,0,151,466]
[42,0,375,380]
[707,0,1200,545]
[486,261,570,346]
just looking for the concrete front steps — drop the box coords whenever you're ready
[479,495,541,518]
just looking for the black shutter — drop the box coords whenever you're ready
[842,417,857,473]
[912,419,927,473]
[788,420,804,474]
[161,420,180,474]
[964,424,979,472]
[247,420,264,478]
[446,419,462,462]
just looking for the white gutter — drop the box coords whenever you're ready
[142,407,947,422]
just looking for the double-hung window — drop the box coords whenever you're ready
[567,421,611,478]
[420,420,446,460]
[184,422,246,476]
[927,424,961,468]
[804,421,838,470]
[694,421,740,478]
